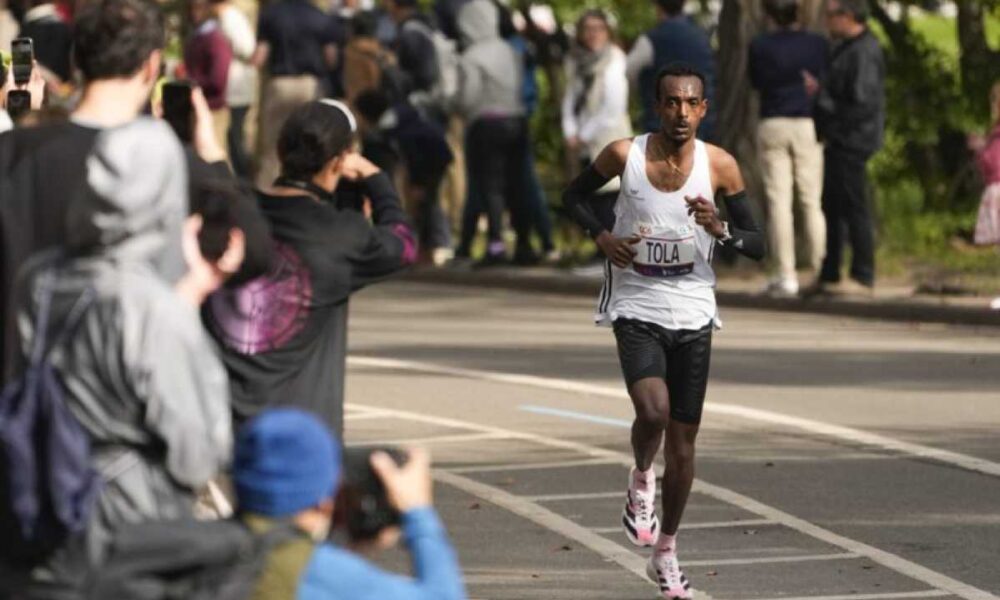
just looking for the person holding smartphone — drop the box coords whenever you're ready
[0,54,45,126]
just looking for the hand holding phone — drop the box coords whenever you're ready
[161,80,196,143]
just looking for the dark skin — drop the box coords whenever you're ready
[589,74,748,536]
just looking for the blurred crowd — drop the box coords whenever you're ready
[2,0,999,287]
[0,0,998,596]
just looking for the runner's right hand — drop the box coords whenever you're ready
[596,231,641,269]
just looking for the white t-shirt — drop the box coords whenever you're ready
[595,134,719,331]
[0,109,13,133]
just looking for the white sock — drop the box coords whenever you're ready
[655,531,677,556]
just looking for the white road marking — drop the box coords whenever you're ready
[749,591,952,600]
[524,491,622,502]
[345,398,998,600]
[682,552,859,567]
[343,412,394,421]
[346,431,509,448]
[591,518,776,533]
[347,356,1000,478]
[447,458,621,474]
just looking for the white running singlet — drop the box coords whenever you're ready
[595,135,719,331]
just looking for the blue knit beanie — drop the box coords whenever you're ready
[234,409,341,517]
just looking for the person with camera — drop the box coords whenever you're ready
[0,55,46,128]
[203,99,417,436]
[232,408,466,600]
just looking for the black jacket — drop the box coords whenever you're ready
[814,29,886,158]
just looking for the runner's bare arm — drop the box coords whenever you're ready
[700,146,766,261]
[563,139,640,268]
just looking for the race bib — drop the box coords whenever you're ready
[632,223,696,278]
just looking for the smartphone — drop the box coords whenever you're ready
[6,90,31,122]
[334,447,409,542]
[161,80,195,143]
[11,38,33,86]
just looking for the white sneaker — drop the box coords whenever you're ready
[647,553,693,599]
[622,467,659,547]
[762,278,799,298]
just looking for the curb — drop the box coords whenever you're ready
[402,268,1000,328]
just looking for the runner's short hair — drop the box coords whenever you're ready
[654,63,706,102]
[72,0,165,81]
[834,0,869,22]
[764,0,798,27]
[278,101,356,181]
[655,0,685,17]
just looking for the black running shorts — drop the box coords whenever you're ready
[612,318,713,425]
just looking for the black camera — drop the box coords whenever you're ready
[334,447,409,542]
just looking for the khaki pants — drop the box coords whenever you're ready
[255,75,321,189]
[211,107,231,163]
[758,117,826,283]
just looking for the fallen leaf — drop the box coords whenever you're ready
[468,503,481,510]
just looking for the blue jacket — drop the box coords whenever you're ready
[297,507,466,600]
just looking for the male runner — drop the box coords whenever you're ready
[562,63,765,599]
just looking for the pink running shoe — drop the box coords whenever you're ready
[622,467,659,547]
[646,553,693,600]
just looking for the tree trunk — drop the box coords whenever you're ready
[956,0,1000,121]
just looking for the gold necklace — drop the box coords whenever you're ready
[653,136,685,174]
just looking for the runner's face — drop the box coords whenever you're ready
[657,76,707,143]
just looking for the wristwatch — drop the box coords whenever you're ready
[715,221,733,244]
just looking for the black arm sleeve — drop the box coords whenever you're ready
[720,191,766,261]
[562,165,615,238]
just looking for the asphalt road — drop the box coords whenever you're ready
[343,281,1000,600]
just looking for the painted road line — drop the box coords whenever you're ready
[523,491,622,502]
[591,518,777,534]
[346,431,510,448]
[345,399,998,600]
[682,552,859,567]
[447,458,621,474]
[347,356,1000,479]
[343,412,394,422]
[748,591,952,600]
[433,469,715,600]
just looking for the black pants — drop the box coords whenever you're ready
[820,148,875,286]
[414,171,452,250]
[459,117,529,255]
[227,105,252,180]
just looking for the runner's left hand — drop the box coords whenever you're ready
[685,196,725,238]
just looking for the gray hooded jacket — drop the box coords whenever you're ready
[454,0,524,122]
[9,119,232,590]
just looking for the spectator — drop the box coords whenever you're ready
[432,0,471,42]
[0,0,167,384]
[2,118,236,596]
[499,0,555,265]
[749,0,828,297]
[232,408,467,600]
[626,0,716,140]
[384,0,444,117]
[184,0,233,158]
[973,83,1000,272]
[212,0,256,179]
[562,9,631,268]
[252,0,339,189]
[203,100,416,436]
[342,10,397,104]
[806,0,885,295]
[18,0,73,84]
[356,89,455,265]
[452,0,527,266]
